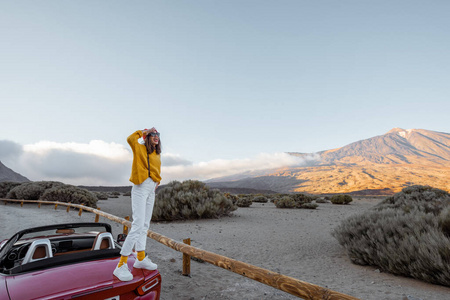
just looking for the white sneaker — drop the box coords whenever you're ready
[113,264,133,281]
[133,257,157,270]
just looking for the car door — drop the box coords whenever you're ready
[0,276,8,299]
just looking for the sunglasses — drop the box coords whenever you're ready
[148,132,160,137]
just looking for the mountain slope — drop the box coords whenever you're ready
[207,128,450,195]
[319,128,450,166]
[0,161,30,183]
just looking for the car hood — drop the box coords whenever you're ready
[5,256,146,300]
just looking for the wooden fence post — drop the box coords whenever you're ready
[78,204,85,216]
[21,201,23,207]
[123,216,130,234]
[95,207,100,223]
[182,238,191,276]
[67,203,71,212]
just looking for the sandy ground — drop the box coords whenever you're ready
[1,197,450,300]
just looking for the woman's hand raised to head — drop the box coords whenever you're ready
[143,127,157,134]
[142,127,157,138]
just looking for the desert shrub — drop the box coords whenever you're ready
[299,203,318,209]
[315,198,328,203]
[123,191,131,197]
[375,185,449,215]
[6,181,65,200]
[252,195,268,203]
[332,185,450,286]
[330,194,353,205]
[4,181,97,208]
[439,206,450,237]
[269,193,290,204]
[108,193,119,198]
[265,195,277,203]
[0,182,22,198]
[224,193,239,205]
[274,196,296,208]
[235,195,253,207]
[96,192,109,200]
[291,193,315,203]
[271,193,289,202]
[41,185,97,208]
[309,194,321,201]
[152,180,237,221]
[111,191,121,196]
[274,193,317,209]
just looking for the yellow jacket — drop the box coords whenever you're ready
[127,130,161,185]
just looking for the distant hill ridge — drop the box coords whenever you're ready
[209,128,450,195]
[0,161,29,183]
[317,128,450,166]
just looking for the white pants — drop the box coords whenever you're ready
[120,178,157,256]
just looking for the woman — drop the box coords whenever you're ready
[113,127,162,281]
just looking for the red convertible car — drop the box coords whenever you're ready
[0,222,161,300]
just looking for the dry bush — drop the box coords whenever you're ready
[332,185,450,286]
[270,193,290,203]
[315,198,328,203]
[439,206,450,237]
[252,195,268,203]
[110,191,121,197]
[224,192,249,208]
[274,193,317,209]
[291,193,315,203]
[40,185,98,208]
[4,181,97,208]
[95,192,109,200]
[375,185,449,215]
[299,202,319,209]
[235,195,253,207]
[0,182,22,198]
[330,194,353,205]
[6,181,65,200]
[152,180,237,221]
[274,196,296,208]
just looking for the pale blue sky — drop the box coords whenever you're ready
[1,1,449,185]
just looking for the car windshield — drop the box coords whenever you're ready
[20,226,107,240]
[0,223,112,263]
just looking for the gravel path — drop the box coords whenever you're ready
[1,197,450,300]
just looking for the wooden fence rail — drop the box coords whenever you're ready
[1,198,359,300]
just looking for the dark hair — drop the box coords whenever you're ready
[145,135,161,154]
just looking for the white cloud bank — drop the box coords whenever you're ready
[0,140,320,186]
[1,140,132,186]
[163,152,320,182]
[23,140,131,160]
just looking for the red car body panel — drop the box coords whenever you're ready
[0,223,161,300]
[0,276,8,299]
[4,255,160,300]
[4,256,161,300]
